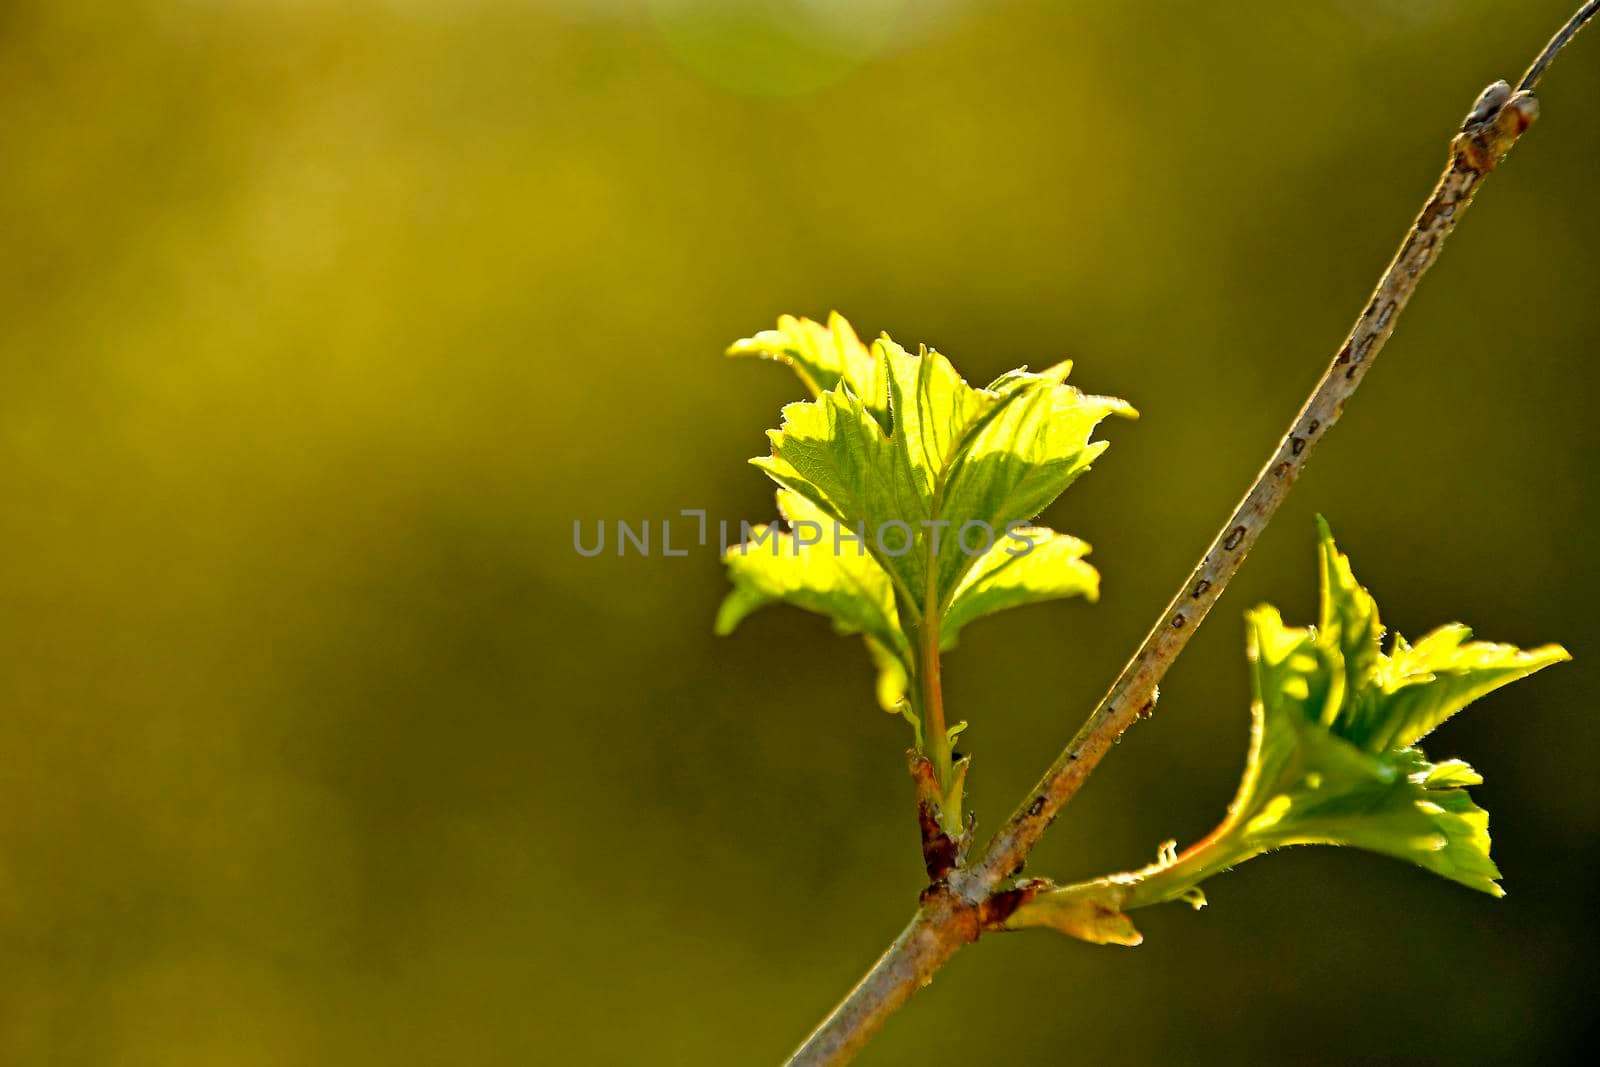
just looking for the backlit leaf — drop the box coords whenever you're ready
[1012,519,1567,942]
[716,489,910,709]
[719,312,1132,772]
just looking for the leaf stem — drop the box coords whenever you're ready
[1109,824,1259,912]
[919,584,951,804]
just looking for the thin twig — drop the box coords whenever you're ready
[1520,0,1598,91]
[787,5,1593,1063]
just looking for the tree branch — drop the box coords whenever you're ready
[787,5,1596,1063]
[786,890,976,1067]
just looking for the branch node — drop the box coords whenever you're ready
[909,751,971,882]
[977,878,1052,930]
[1452,81,1539,172]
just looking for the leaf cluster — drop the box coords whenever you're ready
[718,314,1131,744]
[1009,519,1568,944]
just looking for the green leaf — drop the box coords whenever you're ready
[1305,517,1570,756]
[719,312,1133,762]
[727,312,889,428]
[1218,520,1568,897]
[751,330,1132,624]
[941,529,1099,649]
[1014,520,1568,940]
[1315,513,1382,722]
[1006,884,1144,947]
[865,634,910,714]
[1234,604,1510,896]
[716,489,911,710]
[1368,623,1570,753]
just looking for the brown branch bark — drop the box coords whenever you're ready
[787,6,1596,1063]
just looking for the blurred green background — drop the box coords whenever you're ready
[3,1,1597,1063]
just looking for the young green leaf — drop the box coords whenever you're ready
[720,312,1132,832]
[718,314,1133,739]
[1008,518,1568,945]
[728,312,889,429]
[715,488,912,712]
[1003,882,1145,946]
[941,528,1099,649]
[749,324,1132,625]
